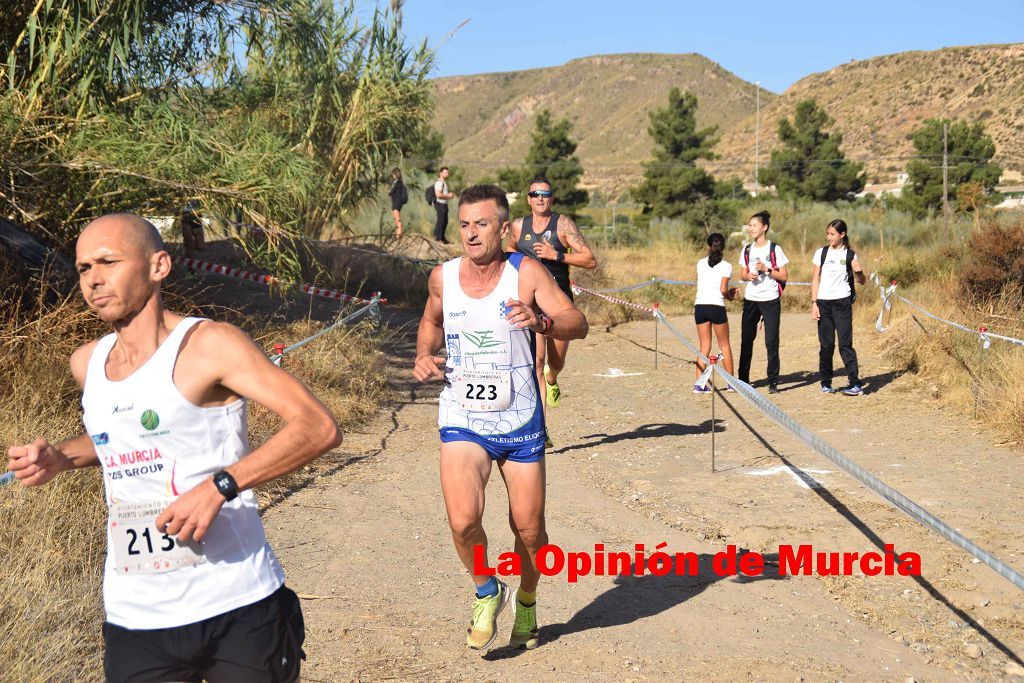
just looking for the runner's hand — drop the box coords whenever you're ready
[532,241,558,261]
[156,479,225,543]
[504,298,541,332]
[811,302,821,321]
[7,438,69,487]
[413,354,446,382]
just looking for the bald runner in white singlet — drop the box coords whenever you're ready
[7,214,342,683]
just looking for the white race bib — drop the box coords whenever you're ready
[453,369,512,412]
[109,500,205,575]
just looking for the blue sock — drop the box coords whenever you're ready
[475,577,499,598]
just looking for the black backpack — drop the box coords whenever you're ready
[397,182,408,207]
[818,245,857,304]
[743,241,785,295]
[424,183,436,206]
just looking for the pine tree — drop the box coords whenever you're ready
[899,119,1002,218]
[759,99,864,202]
[632,88,719,220]
[499,110,588,219]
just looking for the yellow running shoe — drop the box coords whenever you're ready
[466,580,509,650]
[544,428,553,449]
[545,380,561,409]
[509,600,540,650]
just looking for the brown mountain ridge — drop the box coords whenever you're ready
[432,44,1024,196]
[432,53,770,197]
[713,42,1024,183]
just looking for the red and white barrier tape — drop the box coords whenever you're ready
[571,283,658,315]
[174,257,386,305]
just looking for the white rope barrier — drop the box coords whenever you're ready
[869,273,1024,348]
[269,295,382,365]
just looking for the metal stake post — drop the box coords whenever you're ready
[653,304,660,369]
[886,281,897,328]
[710,354,718,472]
[974,326,987,419]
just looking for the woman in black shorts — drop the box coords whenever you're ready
[694,232,738,393]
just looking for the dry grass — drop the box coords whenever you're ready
[0,275,390,680]
[870,277,1024,444]
[0,292,109,683]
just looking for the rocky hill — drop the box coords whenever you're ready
[432,44,1024,195]
[432,53,770,198]
[711,43,1024,182]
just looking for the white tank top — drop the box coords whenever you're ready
[82,317,284,629]
[438,254,544,442]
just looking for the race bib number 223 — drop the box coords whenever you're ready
[453,369,513,412]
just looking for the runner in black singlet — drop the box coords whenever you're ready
[506,176,597,446]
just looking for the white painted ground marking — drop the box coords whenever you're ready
[595,367,644,378]
[742,465,833,489]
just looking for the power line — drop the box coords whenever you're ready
[406,154,1019,171]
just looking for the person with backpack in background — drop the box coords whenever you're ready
[430,167,455,244]
[389,167,408,237]
[811,218,867,396]
[693,232,738,394]
[738,210,789,394]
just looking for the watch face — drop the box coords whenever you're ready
[215,472,237,498]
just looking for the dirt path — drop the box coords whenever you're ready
[264,311,1024,682]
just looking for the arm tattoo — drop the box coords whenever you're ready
[558,215,590,253]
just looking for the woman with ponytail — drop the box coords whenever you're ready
[693,232,738,393]
[811,219,867,396]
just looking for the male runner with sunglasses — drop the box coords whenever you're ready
[506,176,596,448]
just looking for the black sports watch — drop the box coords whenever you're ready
[213,470,239,502]
[556,251,565,263]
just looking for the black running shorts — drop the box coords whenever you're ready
[103,585,305,683]
[694,304,727,325]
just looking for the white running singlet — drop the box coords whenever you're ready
[82,317,284,630]
[438,254,545,450]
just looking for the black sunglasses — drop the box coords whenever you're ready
[528,190,552,198]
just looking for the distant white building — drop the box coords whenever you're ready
[856,183,903,199]
[994,184,1024,211]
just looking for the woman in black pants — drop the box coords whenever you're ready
[388,167,407,237]
[810,219,867,395]
[738,210,789,393]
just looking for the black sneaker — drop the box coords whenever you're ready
[767,384,780,394]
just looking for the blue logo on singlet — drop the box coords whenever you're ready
[446,333,461,366]
[91,433,109,445]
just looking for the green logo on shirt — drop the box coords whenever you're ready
[463,330,505,349]
[140,410,160,431]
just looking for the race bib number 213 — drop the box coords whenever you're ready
[110,500,205,575]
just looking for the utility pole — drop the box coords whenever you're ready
[942,122,950,239]
[755,81,761,196]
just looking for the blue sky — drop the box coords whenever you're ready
[396,1,1022,93]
